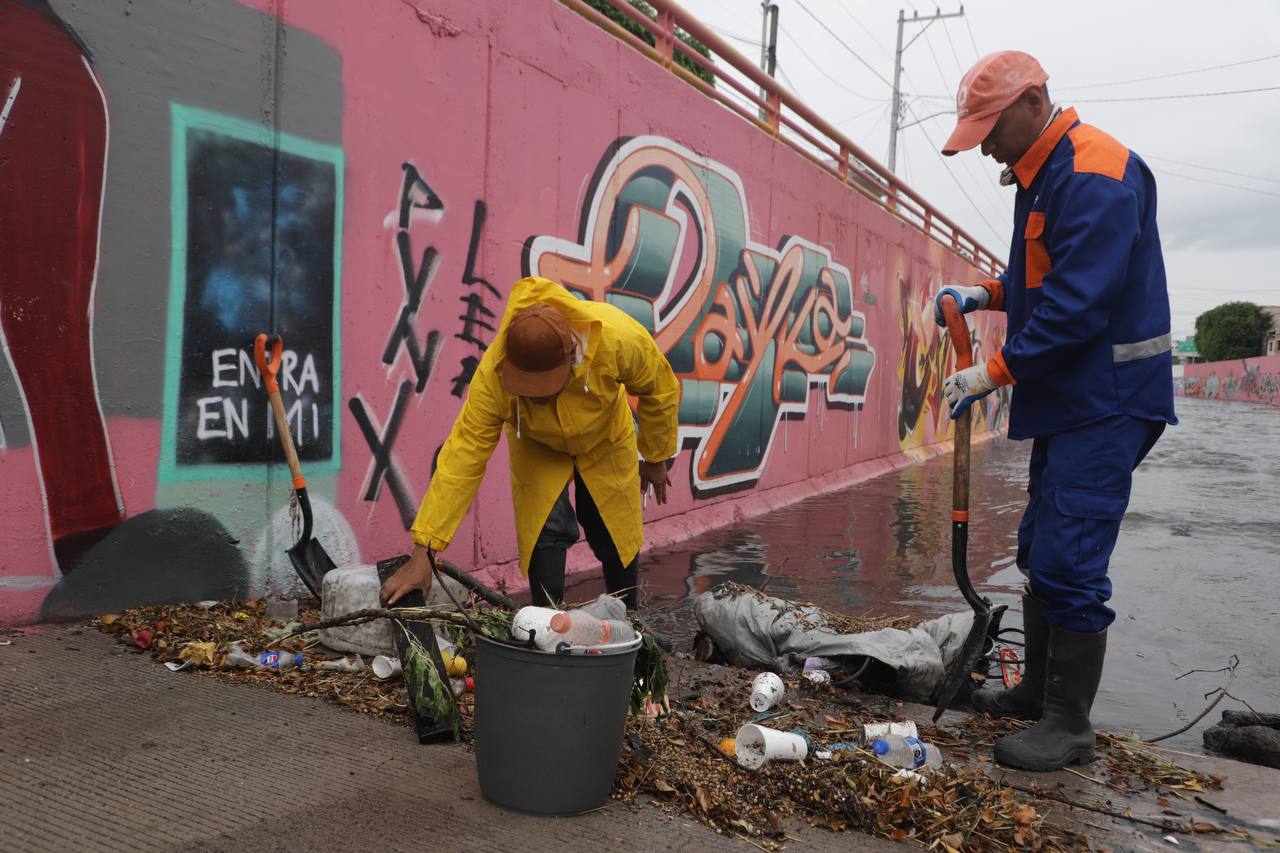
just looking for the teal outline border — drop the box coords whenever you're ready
[159,103,345,484]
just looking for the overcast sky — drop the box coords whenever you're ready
[676,0,1280,339]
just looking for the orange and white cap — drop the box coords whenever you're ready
[942,51,1049,156]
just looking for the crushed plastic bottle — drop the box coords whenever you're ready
[870,734,942,771]
[226,642,303,670]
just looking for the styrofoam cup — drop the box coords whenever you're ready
[371,655,402,679]
[749,672,784,712]
[735,724,808,769]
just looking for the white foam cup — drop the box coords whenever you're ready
[371,655,402,679]
[749,672,785,712]
[735,724,808,769]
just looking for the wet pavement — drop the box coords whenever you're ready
[605,397,1279,754]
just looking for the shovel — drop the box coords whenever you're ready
[254,333,336,598]
[931,296,1006,723]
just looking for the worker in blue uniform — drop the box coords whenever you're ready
[932,51,1176,771]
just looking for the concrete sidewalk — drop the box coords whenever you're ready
[5,625,1278,852]
[0,626,900,852]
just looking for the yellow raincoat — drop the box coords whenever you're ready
[410,277,680,574]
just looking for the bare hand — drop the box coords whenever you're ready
[639,460,671,505]
[380,545,433,605]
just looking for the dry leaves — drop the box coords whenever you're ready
[94,598,440,726]
[615,675,1086,851]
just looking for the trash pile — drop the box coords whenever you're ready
[94,597,465,726]
[94,581,1259,850]
[615,663,1090,851]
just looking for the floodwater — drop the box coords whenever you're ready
[581,397,1279,753]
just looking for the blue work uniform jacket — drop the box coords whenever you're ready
[979,108,1177,440]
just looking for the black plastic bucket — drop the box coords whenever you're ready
[473,633,641,815]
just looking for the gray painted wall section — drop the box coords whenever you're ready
[0,0,343,447]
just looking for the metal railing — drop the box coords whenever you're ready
[559,0,1005,276]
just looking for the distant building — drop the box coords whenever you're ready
[1172,336,1201,365]
[1264,306,1280,357]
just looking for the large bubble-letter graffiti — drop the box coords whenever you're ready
[528,136,876,494]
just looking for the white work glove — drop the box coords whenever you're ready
[932,284,990,327]
[943,363,998,419]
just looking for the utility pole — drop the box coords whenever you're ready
[758,1,778,119]
[888,5,964,174]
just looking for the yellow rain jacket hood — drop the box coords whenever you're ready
[410,277,680,574]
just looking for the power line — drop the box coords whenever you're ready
[775,61,799,96]
[858,104,890,147]
[777,24,885,101]
[792,0,896,90]
[834,100,890,127]
[1152,166,1280,199]
[902,38,1012,222]
[709,26,760,49]
[905,102,1006,245]
[833,0,894,61]
[962,15,981,62]
[1073,85,1280,103]
[941,19,965,73]
[1144,155,1280,185]
[1058,53,1280,91]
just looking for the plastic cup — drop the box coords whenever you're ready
[735,724,808,770]
[749,672,784,712]
[371,655,402,679]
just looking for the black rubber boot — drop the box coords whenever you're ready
[972,592,1049,720]
[994,626,1107,771]
[527,548,567,607]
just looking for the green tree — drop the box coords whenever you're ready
[583,0,715,86]
[1194,301,1272,361]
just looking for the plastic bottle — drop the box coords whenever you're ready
[870,735,942,771]
[226,643,304,670]
[545,610,636,649]
[511,606,560,644]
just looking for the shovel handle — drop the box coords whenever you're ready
[254,333,306,490]
[940,294,973,371]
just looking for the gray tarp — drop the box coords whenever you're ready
[694,583,975,699]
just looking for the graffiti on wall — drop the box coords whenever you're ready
[1,0,1010,626]
[0,2,122,565]
[528,136,876,493]
[0,2,252,617]
[896,259,1008,451]
[1175,355,1280,405]
[349,163,500,529]
[162,105,344,476]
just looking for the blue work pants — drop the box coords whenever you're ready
[1017,414,1165,632]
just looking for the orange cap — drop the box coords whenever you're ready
[942,51,1048,156]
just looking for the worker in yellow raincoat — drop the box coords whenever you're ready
[381,276,681,611]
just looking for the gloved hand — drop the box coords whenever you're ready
[933,284,990,327]
[943,363,999,419]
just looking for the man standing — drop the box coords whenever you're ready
[932,52,1175,771]
[381,276,680,612]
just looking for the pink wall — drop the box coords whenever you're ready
[1175,354,1280,405]
[0,0,1005,624]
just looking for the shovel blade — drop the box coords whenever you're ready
[286,538,336,599]
[932,607,995,723]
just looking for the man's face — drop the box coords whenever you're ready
[979,89,1047,167]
